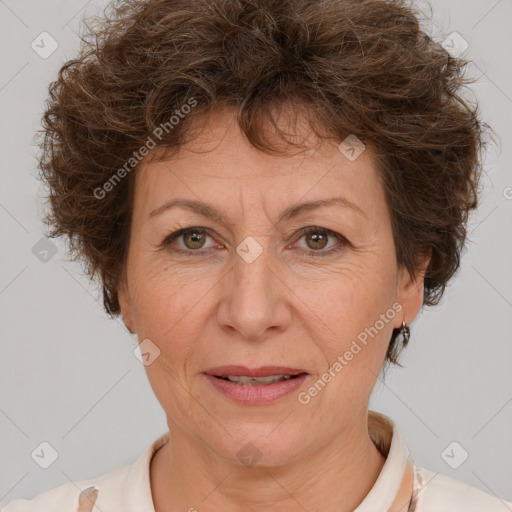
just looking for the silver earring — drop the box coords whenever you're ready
[400,320,410,346]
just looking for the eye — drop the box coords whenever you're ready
[292,226,348,257]
[159,226,349,258]
[160,227,219,255]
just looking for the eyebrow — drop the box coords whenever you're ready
[148,196,367,223]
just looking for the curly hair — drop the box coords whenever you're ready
[37,0,490,365]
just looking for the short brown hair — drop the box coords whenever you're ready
[37,0,490,365]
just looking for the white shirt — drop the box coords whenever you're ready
[2,410,511,511]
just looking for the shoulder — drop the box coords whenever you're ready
[0,463,131,512]
[415,465,512,512]
[1,432,168,512]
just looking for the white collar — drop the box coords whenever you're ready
[355,410,410,511]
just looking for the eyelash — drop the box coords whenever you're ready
[159,226,349,258]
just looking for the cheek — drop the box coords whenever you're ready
[304,277,397,416]
[130,257,211,326]
[296,252,397,325]
[291,256,398,376]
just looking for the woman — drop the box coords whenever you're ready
[3,0,510,510]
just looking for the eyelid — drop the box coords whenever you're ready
[291,226,345,242]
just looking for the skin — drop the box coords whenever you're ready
[119,106,429,512]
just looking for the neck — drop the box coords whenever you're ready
[150,410,390,512]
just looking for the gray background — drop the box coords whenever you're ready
[1,0,511,506]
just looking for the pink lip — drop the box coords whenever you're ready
[204,373,309,405]
[205,365,307,377]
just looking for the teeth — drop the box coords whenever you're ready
[223,375,294,386]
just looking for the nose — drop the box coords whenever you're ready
[216,241,292,341]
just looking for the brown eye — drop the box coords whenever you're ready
[161,227,218,255]
[304,229,329,250]
[294,226,349,257]
[182,229,207,250]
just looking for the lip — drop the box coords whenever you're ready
[204,373,309,405]
[205,365,308,377]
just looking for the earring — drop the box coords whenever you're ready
[400,320,410,346]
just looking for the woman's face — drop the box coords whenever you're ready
[119,107,426,466]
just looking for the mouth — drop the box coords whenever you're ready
[203,365,309,403]
[204,365,308,386]
[211,374,306,386]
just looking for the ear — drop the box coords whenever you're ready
[118,274,136,334]
[395,249,432,329]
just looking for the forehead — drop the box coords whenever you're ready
[133,108,385,222]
